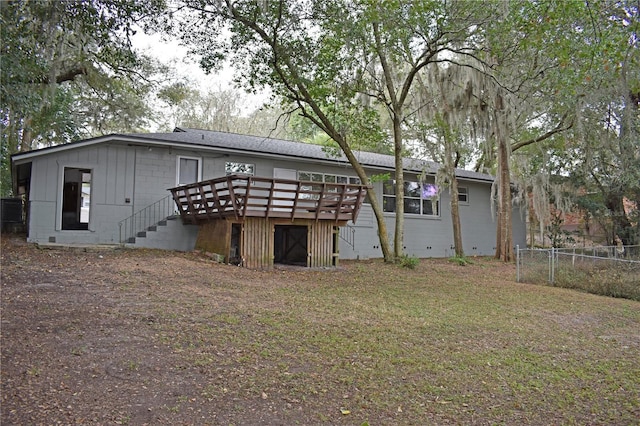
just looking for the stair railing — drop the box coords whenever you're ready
[118,195,176,244]
[339,223,356,249]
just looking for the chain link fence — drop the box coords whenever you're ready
[516,245,640,300]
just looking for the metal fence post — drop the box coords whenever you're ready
[516,245,520,282]
[550,247,555,284]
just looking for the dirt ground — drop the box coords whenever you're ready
[1,235,312,425]
[2,235,638,425]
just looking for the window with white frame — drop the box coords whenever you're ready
[177,156,202,186]
[298,171,361,185]
[383,179,439,216]
[297,171,362,200]
[458,187,469,204]
[225,162,255,176]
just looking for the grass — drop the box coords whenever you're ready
[2,239,638,425]
[140,257,639,424]
[520,254,640,300]
[553,263,640,301]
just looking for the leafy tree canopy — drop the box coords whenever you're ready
[1,0,167,195]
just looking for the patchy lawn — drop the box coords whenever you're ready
[1,235,639,425]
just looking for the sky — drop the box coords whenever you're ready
[132,32,233,90]
[132,31,271,114]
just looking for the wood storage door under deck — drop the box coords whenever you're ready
[241,218,337,269]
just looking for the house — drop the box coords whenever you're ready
[11,127,527,267]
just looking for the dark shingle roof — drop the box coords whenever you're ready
[12,126,494,182]
[131,127,494,182]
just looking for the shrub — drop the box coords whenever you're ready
[448,255,474,266]
[399,254,419,269]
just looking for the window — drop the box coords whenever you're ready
[225,162,255,176]
[297,171,360,185]
[458,187,469,204]
[62,168,91,230]
[383,179,439,216]
[298,171,323,199]
[297,171,362,200]
[177,156,202,185]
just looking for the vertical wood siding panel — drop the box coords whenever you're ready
[244,219,252,268]
[245,218,253,268]
[316,223,321,268]
[267,219,274,269]
[32,158,57,202]
[88,144,99,164]
[309,222,315,268]
[323,222,331,267]
[242,220,249,268]
[126,147,135,203]
[324,223,329,266]
[252,219,257,268]
[46,158,58,203]
[307,221,334,268]
[263,218,270,269]
[107,147,119,205]
[251,219,257,268]
[245,217,272,269]
[114,147,126,204]
[318,222,323,268]
[195,220,230,257]
[306,221,313,268]
[317,223,323,268]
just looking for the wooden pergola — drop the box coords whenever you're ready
[168,175,370,269]
[169,175,369,225]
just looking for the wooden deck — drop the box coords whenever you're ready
[169,175,369,225]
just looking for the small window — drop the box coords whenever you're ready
[226,162,255,176]
[177,156,202,185]
[458,187,469,204]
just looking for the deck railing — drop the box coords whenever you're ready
[169,175,369,225]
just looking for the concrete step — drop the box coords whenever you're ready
[125,215,198,252]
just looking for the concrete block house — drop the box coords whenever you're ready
[11,127,526,268]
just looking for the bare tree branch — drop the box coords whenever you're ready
[511,113,574,152]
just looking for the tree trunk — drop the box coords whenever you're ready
[495,134,513,261]
[605,192,634,246]
[393,114,404,260]
[20,117,33,152]
[347,159,393,262]
[450,176,464,257]
[329,131,394,263]
[443,128,464,257]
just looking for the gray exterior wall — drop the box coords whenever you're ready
[27,142,135,245]
[20,137,527,257]
[337,180,527,259]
